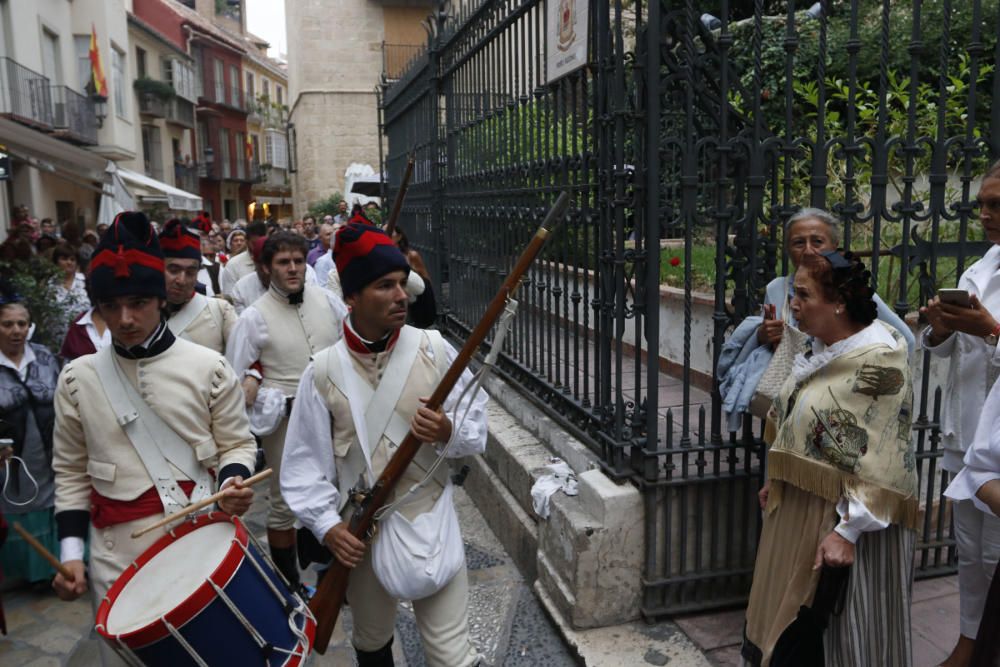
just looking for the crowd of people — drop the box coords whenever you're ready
[722,163,1000,667]
[0,201,467,666]
[5,165,1000,665]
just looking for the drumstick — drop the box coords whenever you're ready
[12,521,75,580]
[130,469,273,539]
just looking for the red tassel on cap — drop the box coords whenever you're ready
[113,244,131,278]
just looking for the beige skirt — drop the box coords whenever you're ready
[743,482,915,667]
[743,482,837,666]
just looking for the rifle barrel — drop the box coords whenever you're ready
[383,156,415,238]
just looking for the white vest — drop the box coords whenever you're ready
[313,327,448,521]
[253,284,339,393]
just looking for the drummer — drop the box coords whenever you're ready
[50,212,257,666]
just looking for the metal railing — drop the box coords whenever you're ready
[381,43,425,82]
[165,98,194,127]
[50,85,97,144]
[0,57,52,128]
[174,163,198,192]
[198,159,221,180]
[381,0,1000,618]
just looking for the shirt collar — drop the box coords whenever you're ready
[269,282,305,305]
[78,308,95,326]
[113,319,176,360]
[343,316,400,354]
[0,344,35,374]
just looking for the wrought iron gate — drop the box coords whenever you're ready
[380,0,1000,617]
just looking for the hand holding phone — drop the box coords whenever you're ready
[937,288,971,308]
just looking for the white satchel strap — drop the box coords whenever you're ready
[315,347,370,511]
[93,348,212,514]
[167,293,208,337]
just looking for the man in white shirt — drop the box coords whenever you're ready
[226,231,346,589]
[281,222,487,667]
[159,219,237,354]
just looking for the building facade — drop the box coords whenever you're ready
[241,36,292,222]
[133,0,256,221]
[285,0,430,216]
[126,12,198,195]
[0,0,137,236]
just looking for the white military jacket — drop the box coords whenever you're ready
[53,336,257,509]
[167,293,238,354]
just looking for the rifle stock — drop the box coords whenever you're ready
[383,156,414,238]
[308,191,570,654]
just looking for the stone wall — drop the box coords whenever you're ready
[286,0,389,215]
[289,91,380,214]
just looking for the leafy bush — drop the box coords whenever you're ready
[307,192,345,220]
[1,258,67,350]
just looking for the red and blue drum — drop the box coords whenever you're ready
[95,513,314,666]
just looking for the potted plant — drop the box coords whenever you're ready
[133,77,176,102]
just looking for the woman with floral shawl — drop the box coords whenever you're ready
[742,251,919,667]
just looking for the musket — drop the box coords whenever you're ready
[382,155,414,238]
[309,191,571,653]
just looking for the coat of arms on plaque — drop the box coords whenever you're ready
[558,0,576,51]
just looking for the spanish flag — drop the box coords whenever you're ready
[89,24,108,98]
[245,134,254,161]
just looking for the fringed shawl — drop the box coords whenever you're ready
[768,321,919,529]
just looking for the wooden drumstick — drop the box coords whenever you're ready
[130,469,273,539]
[12,521,75,580]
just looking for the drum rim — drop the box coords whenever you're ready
[95,512,248,646]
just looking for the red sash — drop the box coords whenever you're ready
[90,482,196,529]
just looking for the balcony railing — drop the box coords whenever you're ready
[0,57,53,128]
[50,85,97,145]
[382,43,425,82]
[174,163,198,192]
[198,159,221,180]
[138,92,167,118]
[165,98,194,127]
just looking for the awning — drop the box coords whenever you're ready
[115,166,203,211]
[0,116,106,186]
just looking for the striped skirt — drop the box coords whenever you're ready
[743,483,915,667]
[824,523,916,667]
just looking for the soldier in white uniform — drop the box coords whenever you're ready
[159,219,237,354]
[281,222,488,667]
[226,231,346,588]
[50,212,257,666]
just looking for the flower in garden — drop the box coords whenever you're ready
[670,256,681,267]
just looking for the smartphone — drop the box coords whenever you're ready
[937,288,971,308]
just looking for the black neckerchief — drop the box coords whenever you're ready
[113,319,176,360]
[270,283,305,305]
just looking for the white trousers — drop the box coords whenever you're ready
[260,417,297,531]
[954,498,1000,638]
[346,548,479,667]
[89,515,172,666]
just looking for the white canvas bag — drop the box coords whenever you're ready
[372,481,464,600]
[330,326,463,600]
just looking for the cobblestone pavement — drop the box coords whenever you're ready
[0,486,578,666]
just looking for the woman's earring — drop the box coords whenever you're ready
[835,308,842,315]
